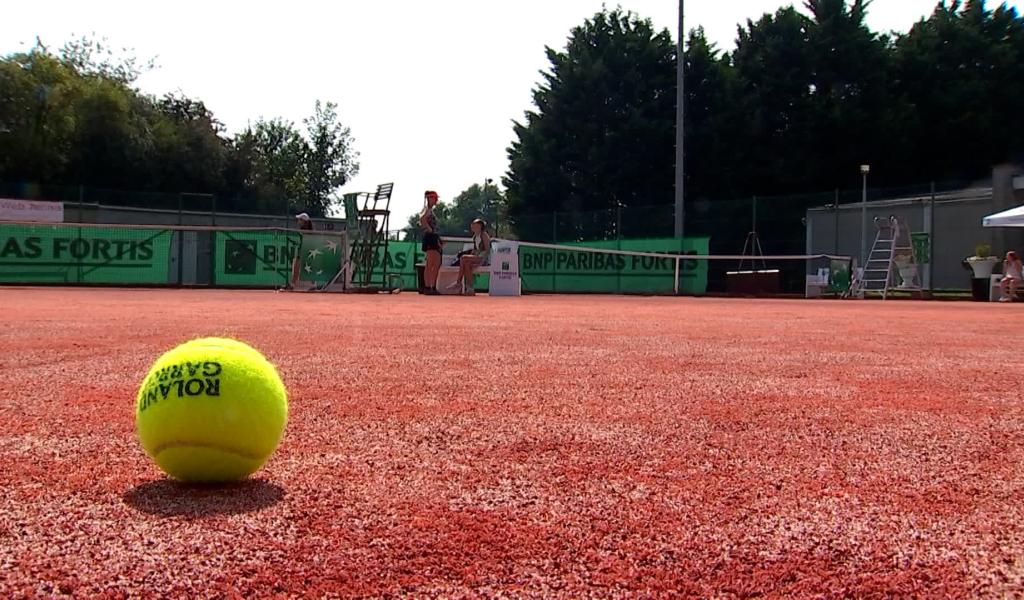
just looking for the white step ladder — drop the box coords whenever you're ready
[849,216,922,300]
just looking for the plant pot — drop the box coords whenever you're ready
[966,257,999,278]
[970,277,989,302]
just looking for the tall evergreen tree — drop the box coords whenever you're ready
[505,8,676,241]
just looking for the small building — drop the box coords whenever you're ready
[806,165,1024,290]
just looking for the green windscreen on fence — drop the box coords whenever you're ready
[0,224,172,284]
[214,230,300,287]
[1,222,710,294]
[519,237,711,295]
[369,240,422,289]
[214,230,351,287]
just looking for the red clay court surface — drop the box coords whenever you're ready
[0,288,1022,598]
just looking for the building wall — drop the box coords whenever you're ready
[807,188,1024,290]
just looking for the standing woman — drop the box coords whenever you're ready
[420,191,444,295]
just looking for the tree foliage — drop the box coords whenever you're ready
[0,39,359,216]
[403,181,505,239]
[504,8,676,241]
[506,1,1024,226]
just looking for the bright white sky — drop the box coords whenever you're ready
[4,0,1020,223]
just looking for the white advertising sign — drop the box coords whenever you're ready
[489,241,521,296]
[0,199,64,223]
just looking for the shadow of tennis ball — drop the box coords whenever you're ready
[123,478,284,517]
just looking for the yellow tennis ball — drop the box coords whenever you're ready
[135,337,288,482]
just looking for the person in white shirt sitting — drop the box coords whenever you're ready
[447,219,491,296]
[1000,251,1022,302]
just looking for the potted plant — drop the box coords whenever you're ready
[964,243,999,278]
[893,251,918,289]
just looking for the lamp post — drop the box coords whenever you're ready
[860,164,870,265]
[673,0,685,239]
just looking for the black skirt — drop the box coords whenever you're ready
[422,232,442,252]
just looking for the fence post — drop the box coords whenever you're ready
[929,181,936,291]
[751,196,758,235]
[834,189,840,256]
[176,193,184,285]
[616,204,622,241]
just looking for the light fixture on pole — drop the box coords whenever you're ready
[860,164,871,265]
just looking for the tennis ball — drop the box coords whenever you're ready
[136,337,288,482]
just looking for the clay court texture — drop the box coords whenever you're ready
[1,288,1021,598]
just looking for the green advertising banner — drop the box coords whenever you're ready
[362,240,424,289]
[0,224,172,284]
[829,259,852,293]
[295,234,347,285]
[911,232,931,264]
[520,237,710,294]
[214,230,302,286]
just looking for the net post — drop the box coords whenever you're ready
[674,256,681,295]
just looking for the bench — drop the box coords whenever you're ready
[416,244,490,295]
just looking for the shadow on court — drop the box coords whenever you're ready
[123,478,285,518]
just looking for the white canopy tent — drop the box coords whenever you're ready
[983,204,1024,228]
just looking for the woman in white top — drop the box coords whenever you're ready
[1000,250,1022,302]
[450,219,491,296]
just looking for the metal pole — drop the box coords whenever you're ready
[929,181,936,290]
[751,196,757,235]
[616,204,622,241]
[177,192,183,285]
[860,170,869,264]
[833,189,839,256]
[673,0,685,239]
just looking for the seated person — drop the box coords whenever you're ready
[1000,251,1022,302]
[447,218,491,296]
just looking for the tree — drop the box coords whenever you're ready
[403,181,505,239]
[150,94,227,194]
[680,28,744,202]
[893,0,1024,182]
[230,119,309,214]
[1,38,361,214]
[802,0,900,188]
[731,6,817,194]
[505,8,676,241]
[303,100,359,216]
[0,46,78,183]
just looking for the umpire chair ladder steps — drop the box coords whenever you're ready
[850,215,921,300]
[344,183,395,292]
